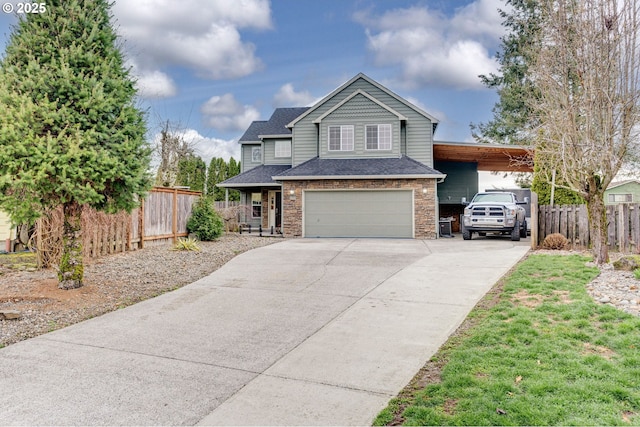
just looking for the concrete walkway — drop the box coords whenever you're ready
[0,237,529,426]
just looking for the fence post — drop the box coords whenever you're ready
[172,188,178,244]
[139,197,145,249]
[531,191,538,249]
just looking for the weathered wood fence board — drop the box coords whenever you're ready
[37,187,201,263]
[536,202,640,252]
[214,201,241,209]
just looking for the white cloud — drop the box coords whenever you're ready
[355,0,503,90]
[200,93,260,132]
[180,129,240,164]
[113,0,272,81]
[150,128,240,166]
[273,83,318,107]
[134,69,177,99]
[405,96,447,123]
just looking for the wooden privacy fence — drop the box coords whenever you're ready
[134,187,202,249]
[536,203,640,252]
[35,187,201,265]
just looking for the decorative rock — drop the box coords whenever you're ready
[599,296,611,303]
[0,310,21,320]
[612,255,640,271]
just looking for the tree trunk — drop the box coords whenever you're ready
[586,191,608,265]
[58,201,84,289]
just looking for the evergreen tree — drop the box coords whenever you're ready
[176,155,206,192]
[226,157,240,201]
[0,0,152,289]
[472,0,541,145]
[206,157,241,201]
[206,157,227,200]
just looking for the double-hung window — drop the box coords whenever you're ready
[328,125,354,151]
[274,140,291,158]
[609,193,633,203]
[251,193,262,218]
[365,124,392,150]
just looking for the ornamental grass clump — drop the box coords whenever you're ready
[172,237,200,252]
[542,233,568,250]
[186,197,224,241]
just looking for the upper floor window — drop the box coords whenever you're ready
[251,146,262,163]
[366,124,392,150]
[275,140,291,158]
[609,193,633,203]
[328,125,354,151]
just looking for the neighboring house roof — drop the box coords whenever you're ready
[287,73,440,133]
[273,156,446,180]
[218,165,291,188]
[607,179,640,190]
[239,108,310,143]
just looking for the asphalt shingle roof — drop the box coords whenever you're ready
[218,164,291,187]
[239,108,310,142]
[274,156,444,179]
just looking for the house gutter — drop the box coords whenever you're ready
[273,174,447,181]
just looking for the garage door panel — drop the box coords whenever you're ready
[304,190,413,238]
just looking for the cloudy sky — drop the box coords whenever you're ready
[0,0,516,189]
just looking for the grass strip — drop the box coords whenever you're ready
[375,254,640,426]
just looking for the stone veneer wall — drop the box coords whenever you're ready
[281,179,438,239]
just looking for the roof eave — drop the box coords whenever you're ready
[257,134,292,139]
[217,182,282,188]
[274,174,446,181]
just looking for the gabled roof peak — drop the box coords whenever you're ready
[286,72,439,130]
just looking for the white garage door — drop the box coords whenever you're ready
[304,190,413,238]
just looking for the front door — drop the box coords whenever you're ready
[268,191,282,230]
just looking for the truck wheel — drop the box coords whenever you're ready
[520,219,527,238]
[511,220,521,241]
[462,228,472,240]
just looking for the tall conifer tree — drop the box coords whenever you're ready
[0,0,151,288]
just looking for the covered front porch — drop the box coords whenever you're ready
[216,164,289,235]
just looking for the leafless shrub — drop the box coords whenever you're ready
[33,206,132,268]
[216,205,251,233]
[542,233,569,250]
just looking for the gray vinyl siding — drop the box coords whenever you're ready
[292,77,433,166]
[241,144,262,172]
[435,161,478,204]
[263,138,292,165]
[291,120,319,167]
[239,191,262,227]
[319,94,401,159]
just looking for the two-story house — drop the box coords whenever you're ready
[219,73,530,238]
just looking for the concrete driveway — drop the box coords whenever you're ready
[0,237,529,426]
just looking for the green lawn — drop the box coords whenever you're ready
[375,254,640,426]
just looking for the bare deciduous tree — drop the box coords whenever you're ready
[530,0,640,264]
[154,121,196,187]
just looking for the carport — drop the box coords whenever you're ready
[433,141,533,233]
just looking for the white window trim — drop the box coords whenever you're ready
[609,193,633,203]
[251,193,262,218]
[274,140,291,158]
[365,124,392,151]
[251,146,262,163]
[328,125,354,151]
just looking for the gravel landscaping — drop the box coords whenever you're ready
[0,234,280,347]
